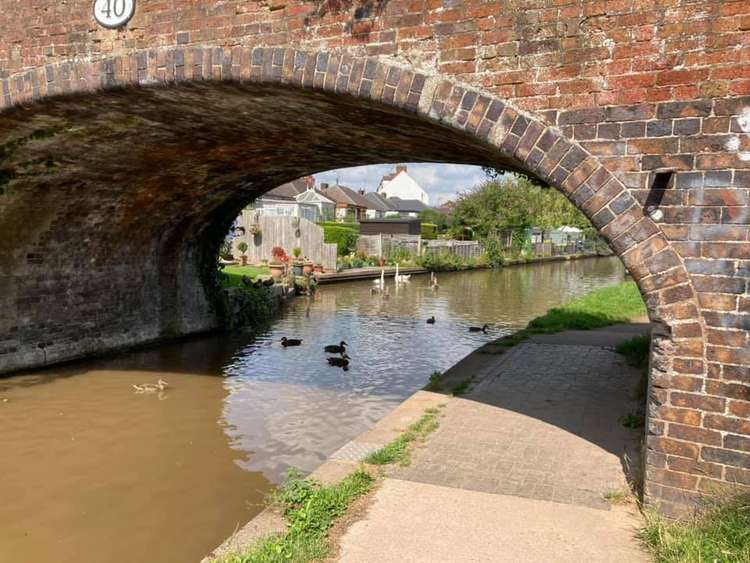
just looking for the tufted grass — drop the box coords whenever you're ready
[640,492,750,563]
[218,469,374,563]
[365,406,443,466]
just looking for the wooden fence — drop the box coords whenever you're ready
[233,212,338,271]
[357,234,422,257]
[423,240,484,261]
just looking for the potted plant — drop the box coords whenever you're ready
[237,241,248,266]
[249,224,261,236]
[313,263,324,274]
[292,247,303,276]
[270,246,287,278]
[269,261,284,279]
[378,256,385,267]
[302,256,314,275]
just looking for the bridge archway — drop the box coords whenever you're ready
[0,47,707,513]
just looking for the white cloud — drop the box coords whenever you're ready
[314,163,488,206]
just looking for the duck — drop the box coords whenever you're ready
[324,341,347,354]
[281,337,302,347]
[133,379,169,393]
[468,324,489,333]
[426,316,436,324]
[327,353,350,369]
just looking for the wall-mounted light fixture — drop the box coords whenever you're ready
[643,171,674,222]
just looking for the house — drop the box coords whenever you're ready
[320,183,374,222]
[249,176,335,222]
[376,165,429,205]
[365,192,429,218]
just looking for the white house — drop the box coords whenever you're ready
[376,165,429,205]
[248,177,335,223]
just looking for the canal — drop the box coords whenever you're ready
[0,257,627,563]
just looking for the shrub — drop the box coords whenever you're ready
[417,251,464,271]
[271,246,287,261]
[292,247,302,259]
[237,241,248,255]
[421,222,438,240]
[323,225,359,256]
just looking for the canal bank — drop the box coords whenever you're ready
[205,282,651,562]
[0,257,631,563]
[314,251,606,284]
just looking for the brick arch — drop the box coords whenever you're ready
[0,47,711,514]
[1,46,703,327]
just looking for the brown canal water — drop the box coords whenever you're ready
[0,257,627,563]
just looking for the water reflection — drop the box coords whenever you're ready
[0,257,626,563]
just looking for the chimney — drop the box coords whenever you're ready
[396,164,407,174]
[320,182,329,190]
[358,189,366,195]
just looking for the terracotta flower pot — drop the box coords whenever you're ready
[313,264,324,273]
[269,262,284,279]
[303,261,314,275]
[240,255,248,266]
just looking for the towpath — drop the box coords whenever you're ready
[335,323,652,562]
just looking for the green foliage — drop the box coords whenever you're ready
[616,334,651,369]
[640,493,750,563]
[450,174,591,252]
[419,209,450,232]
[219,285,276,331]
[323,225,359,256]
[421,222,438,240]
[619,411,645,429]
[481,233,506,268]
[222,265,271,286]
[319,221,360,232]
[365,406,443,466]
[237,241,248,255]
[292,247,302,259]
[425,371,443,391]
[219,238,234,260]
[385,246,413,265]
[526,282,646,333]
[417,251,464,271]
[222,469,374,563]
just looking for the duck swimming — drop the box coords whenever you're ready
[469,324,489,333]
[324,341,347,354]
[133,379,169,393]
[327,353,350,369]
[426,316,436,324]
[281,337,303,347]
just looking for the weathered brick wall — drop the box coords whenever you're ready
[0,0,748,516]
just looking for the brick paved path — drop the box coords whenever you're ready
[392,330,647,510]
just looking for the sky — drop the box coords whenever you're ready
[313,163,490,207]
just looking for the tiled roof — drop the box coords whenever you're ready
[386,197,429,212]
[321,184,374,208]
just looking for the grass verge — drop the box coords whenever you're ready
[219,469,374,563]
[217,405,444,563]
[365,406,443,466]
[640,493,750,563]
[476,281,645,356]
[222,265,272,287]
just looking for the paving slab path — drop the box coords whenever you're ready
[336,324,653,563]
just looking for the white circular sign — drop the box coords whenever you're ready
[93,0,135,28]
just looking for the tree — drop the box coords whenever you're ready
[450,174,591,239]
[419,209,450,233]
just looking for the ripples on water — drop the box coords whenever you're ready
[0,257,626,563]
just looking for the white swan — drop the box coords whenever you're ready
[372,268,385,289]
[395,263,411,283]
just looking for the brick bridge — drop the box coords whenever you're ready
[0,0,748,515]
